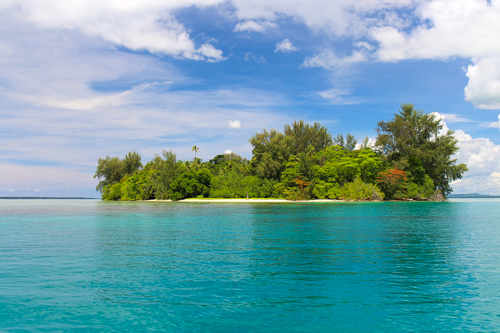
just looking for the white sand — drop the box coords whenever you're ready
[145,198,346,203]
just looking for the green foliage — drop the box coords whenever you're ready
[94,151,143,193]
[169,169,213,201]
[376,167,408,199]
[209,170,277,198]
[123,151,143,176]
[338,178,384,201]
[102,182,123,201]
[400,175,435,200]
[312,180,340,199]
[375,103,467,194]
[250,120,332,180]
[249,129,291,180]
[120,171,156,201]
[275,149,316,200]
[406,156,426,185]
[145,150,185,199]
[101,170,156,201]
[315,146,384,185]
[192,145,199,159]
[94,156,124,193]
[96,111,468,201]
[333,133,357,151]
[283,120,333,154]
[208,152,249,176]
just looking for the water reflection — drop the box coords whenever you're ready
[3,200,499,331]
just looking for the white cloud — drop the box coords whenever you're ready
[224,149,233,154]
[275,39,299,53]
[433,116,500,195]
[316,89,362,105]
[234,20,277,33]
[435,113,473,123]
[303,49,367,70]
[353,41,374,51]
[232,0,412,37]
[0,17,292,195]
[371,0,500,62]
[355,137,376,149]
[243,52,266,63]
[464,58,500,110]
[1,0,225,61]
[228,120,241,129]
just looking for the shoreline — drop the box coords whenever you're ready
[142,198,441,203]
[145,198,365,203]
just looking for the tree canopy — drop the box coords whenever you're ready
[375,103,467,194]
[96,105,467,201]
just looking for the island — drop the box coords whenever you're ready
[94,104,467,202]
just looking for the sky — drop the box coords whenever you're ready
[1,0,500,197]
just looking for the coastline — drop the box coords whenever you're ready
[146,198,348,203]
[142,198,441,203]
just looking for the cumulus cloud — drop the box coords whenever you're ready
[371,0,500,61]
[224,149,233,154]
[228,120,241,129]
[432,116,500,195]
[275,39,299,53]
[464,58,500,110]
[234,20,277,33]
[232,0,411,37]
[1,0,225,61]
[303,49,367,70]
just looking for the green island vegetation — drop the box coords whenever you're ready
[94,104,468,201]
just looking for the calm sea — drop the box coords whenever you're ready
[1,199,499,332]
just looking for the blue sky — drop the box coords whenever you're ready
[1,0,500,197]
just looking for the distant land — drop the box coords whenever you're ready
[448,193,500,198]
[0,197,98,200]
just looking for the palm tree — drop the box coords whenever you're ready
[192,145,199,159]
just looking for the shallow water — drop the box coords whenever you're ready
[1,199,499,332]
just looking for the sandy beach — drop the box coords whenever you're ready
[146,198,347,203]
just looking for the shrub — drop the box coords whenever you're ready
[169,169,212,200]
[338,177,384,201]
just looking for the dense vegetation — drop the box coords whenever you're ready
[94,104,467,201]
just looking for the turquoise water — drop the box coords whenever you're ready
[1,199,500,332]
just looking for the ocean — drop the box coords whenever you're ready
[1,199,499,332]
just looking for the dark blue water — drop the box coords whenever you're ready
[1,199,499,332]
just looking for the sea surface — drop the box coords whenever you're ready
[1,199,499,332]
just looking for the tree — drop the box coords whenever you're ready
[249,129,291,180]
[250,120,332,180]
[283,120,333,154]
[333,133,357,151]
[94,156,124,193]
[376,167,408,199]
[169,169,213,200]
[94,151,143,193]
[145,150,185,199]
[123,151,143,175]
[192,145,199,159]
[375,103,467,195]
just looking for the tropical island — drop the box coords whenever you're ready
[94,104,468,202]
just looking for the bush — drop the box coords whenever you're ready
[102,182,123,201]
[210,170,278,198]
[312,180,341,199]
[338,178,384,201]
[169,169,212,200]
[101,170,156,201]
